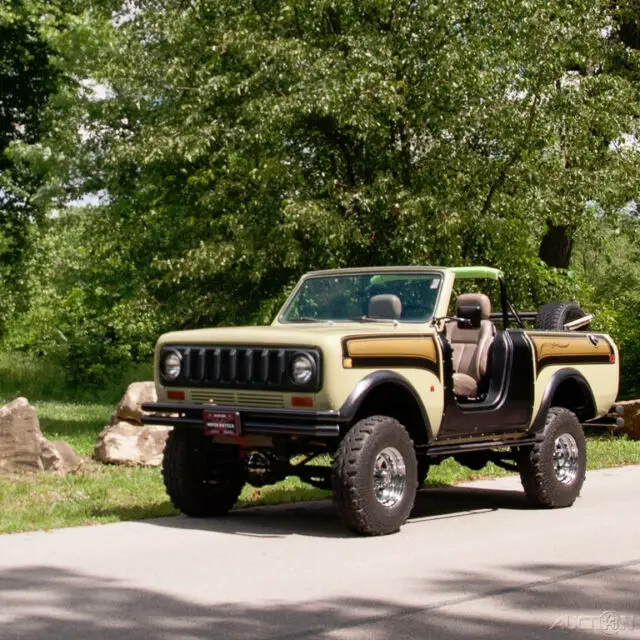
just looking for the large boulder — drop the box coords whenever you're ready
[0,397,81,474]
[95,381,170,466]
[0,398,44,472]
[94,421,171,466]
[617,400,640,441]
[113,381,158,425]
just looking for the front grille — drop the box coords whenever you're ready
[236,392,285,408]
[191,389,285,408]
[161,345,321,392]
[191,390,236,405]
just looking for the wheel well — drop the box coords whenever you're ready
[352,382,429,445]
[550,378,596,422]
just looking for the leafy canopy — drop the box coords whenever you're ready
[7,0,640,387]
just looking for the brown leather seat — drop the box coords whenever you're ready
[446,293,495,397]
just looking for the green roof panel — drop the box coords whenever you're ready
[450,266,503,280]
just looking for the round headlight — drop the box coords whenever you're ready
[162,351,182,381]
[292,354,315,385]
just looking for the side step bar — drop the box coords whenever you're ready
[423,436,541,458]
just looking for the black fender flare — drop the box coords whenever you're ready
[530,368,597,433]
[339,370,433,441]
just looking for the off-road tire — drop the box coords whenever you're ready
[162,428,246,517]
[332,415,418,536]
[517,408,586,508]
[534,301,589,332]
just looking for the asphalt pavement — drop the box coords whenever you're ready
[0,466,639,639]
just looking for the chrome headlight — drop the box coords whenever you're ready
[291,353,316,385]
[162,350,182,381]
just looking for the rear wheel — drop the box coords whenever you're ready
[332,415,418,536]
[162,428,246,517]
[534,301,589,331]
[517,407,586,508]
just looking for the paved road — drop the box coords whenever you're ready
[1,466,639,640]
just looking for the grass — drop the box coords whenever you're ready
[1,353,639,534]
[1,400,639,534]
[35,402,113,455]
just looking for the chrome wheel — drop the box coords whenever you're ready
[373,447,407,507]
[553,433,580,484]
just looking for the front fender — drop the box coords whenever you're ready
[339,370,433,440]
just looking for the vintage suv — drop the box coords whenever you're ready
[142,266,622,535]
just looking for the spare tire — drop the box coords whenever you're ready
[534,301,590,332]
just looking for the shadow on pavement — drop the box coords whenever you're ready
[412,484,531,519]
[144,483,532,539]
[0,560,637,639]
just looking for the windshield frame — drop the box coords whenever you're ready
[276,269,445,325]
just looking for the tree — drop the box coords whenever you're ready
[12,0,640,381]
[0,0,71,330]
[537,0,640,268]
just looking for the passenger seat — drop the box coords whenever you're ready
[446,293,496,397]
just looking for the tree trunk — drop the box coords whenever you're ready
[619,15,640,51]
[539,221,574,268]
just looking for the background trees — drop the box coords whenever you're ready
[0,0,73,332]
[2,0,640,394]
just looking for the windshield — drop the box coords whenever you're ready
[280,272,442,323]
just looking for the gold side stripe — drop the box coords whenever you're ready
[529,334,612,360]
[346,337,438,363]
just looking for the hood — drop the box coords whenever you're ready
[158,322,436,350]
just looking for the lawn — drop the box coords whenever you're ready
[1,398,639,534]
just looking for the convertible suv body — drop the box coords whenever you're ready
[143,266,621,535]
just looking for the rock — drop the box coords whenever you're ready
[0,397,81,474]
[114,381,158,425]
[40,438,83,473]
[0,398,44,473]
[94,421,172,466]
[617,400,640,441]
[95,381,171,466]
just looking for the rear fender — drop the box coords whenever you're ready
[530,369,596,433]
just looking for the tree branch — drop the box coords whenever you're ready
[480,94,541,216]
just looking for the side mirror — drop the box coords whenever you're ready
[457,305,482,329]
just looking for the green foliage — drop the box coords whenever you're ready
[0,349,152,403]
[0,0,77,333]
[4,0,640,390]
[572,211,640,398]
[2,209,161,385]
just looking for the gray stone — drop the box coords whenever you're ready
[40,438,83,473]
[0,397,44,473]
[113,381,158,425]
[94,420,172,466]
[0,397,81,474]
[618,399,640,441]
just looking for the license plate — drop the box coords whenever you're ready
[203,410,241,437]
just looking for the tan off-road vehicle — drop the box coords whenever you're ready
[143,266,623,535]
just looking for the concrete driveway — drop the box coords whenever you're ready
[0,466,639,639]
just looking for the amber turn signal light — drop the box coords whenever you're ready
[291,396,313,407]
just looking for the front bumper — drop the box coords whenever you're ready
[141,402,345,437]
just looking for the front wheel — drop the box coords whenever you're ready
[517,407,586,508]
[162,428,246,517]
[332,415,418,536]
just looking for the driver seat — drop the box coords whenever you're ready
[446,293,495,397]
